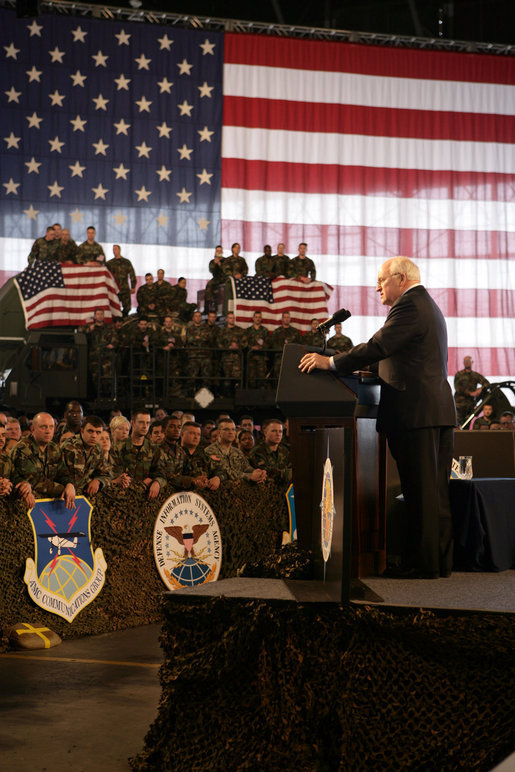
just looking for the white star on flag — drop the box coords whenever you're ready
[4,132,21,149]
[135,141,152,158]
[48,180,64,198]
[49,90,65,107]
[26,112,43,129]
[134,53,151,70]
[5,86,21,102]
[70,70,87,87]
[199,39,215,55]
[24,204,40,220]
[197,216,210,231]
[92,139,109,156]
[114,74,131,90]
[25,157,42,174]
[69,161,86,177]
[92,183,108,200]
[3,178,20,195]
[48,136,65,153]
[197,169,213,185]
[198,82,214,98]
[27,20,43,36]
[114,119,131,135]
[157,34,173,50]
[92,50,109,67]
[69,208,83,223]
[71,26,88,42]
[198,126,214,142]
[176,187,192,203]
[92,94,109,110]
[49,46,65,63]
[70,115,87,132]
[113,164,130,180]
[115,29,131,45]
[135,96,152,113]
[177,144,193,160]
[156,212,168,226]
[4,43,20,59]
[156,165,172,182]
[177,59,193,75]
[26,66,42,82]
[178,100,193,116]
[156,122,172,138]
[157,77,174,93]
[135,185,151,202]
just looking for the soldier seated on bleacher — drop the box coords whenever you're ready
[60,416,113,497]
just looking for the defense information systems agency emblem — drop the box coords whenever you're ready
[154,492,222,590]
[24,497,107,623]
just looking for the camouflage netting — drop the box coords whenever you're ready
[131,595,515,771]
[0,481,289,649]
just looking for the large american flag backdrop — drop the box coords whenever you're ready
[0,8,513,381]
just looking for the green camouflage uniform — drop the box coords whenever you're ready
[303,330,326,347]
[246,324,271,388]
[136,283,159,318]
[204,257,226,310]
[10,435,66,498]
[255,254,276,277]
[272,253,290,277]
[55,239,79,264]
[153,321,187,396]
[223,255,249,278]
[473,416,494,431]
[77,240,105,265]
[86,322,118,384]
[153,280,174,319]
[219,323,247,393]
[161,439,187,487]
[454,368,489,425]
[180,446,224,488]
[125,325,154,388]
[271,324,301,377]
[0,449,12,481]
[28,237,58,266]
[60,435,113,493]
[185,321,215,390]
[327,333,353,354]
[106,256,137,316]
[288,255,316,280]
[169,285,196,322]
[249,441,292,485]
[112,437,168,490]
[203,442,256,482]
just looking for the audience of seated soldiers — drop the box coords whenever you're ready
[180,421,221,491]
[473,403,495,430]
[249,419,292,485]
[55,400,84,443]
[5,417,22,452]
[60,415,112,498]
[237,429,255,457]
[204,418,266,483]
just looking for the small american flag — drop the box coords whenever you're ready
[231,276,332,331]
[15,263,121,329]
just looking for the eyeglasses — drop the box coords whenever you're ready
[376,272,402,288]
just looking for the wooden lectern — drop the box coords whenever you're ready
[276,343,387,602]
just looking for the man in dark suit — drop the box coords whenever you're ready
[299,257,456,579]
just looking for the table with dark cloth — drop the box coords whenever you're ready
[450,478,515,571]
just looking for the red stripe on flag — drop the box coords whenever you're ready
[448,348,515,377]
[222,159,513,201]
[221,221,515,261]
[224,33,515,84]
[223,97,514,143]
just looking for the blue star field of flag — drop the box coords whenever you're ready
[17,259,65,301]
[0,8,223,247]
[234,276,274,303]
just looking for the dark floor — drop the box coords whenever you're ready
[0,624,162,772]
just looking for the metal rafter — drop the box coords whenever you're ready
[1,0,513,55]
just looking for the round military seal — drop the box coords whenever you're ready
[320,457,336,563]
[153,491,222,590]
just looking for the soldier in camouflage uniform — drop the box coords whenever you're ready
[0,422,13,496]
[272,243,290,278]
[271,311,301,378]
[154,269,174,320]
[204,419,267,483]
[249,419,292,486]
[60,416,113,495]
[10,413,75,509]
[218,311,247,395]
[327,322,353,354]
[472,403,495,430]
[288,242,316,282]
[303,318,325,348]
[112,410,169,499]
[185,311,215,392]
[179,421,223,491]
[170,277,196,322]
[255,245,275,277]
[161,416,187,487]
[28,226,58,266]
[77,226,106,265]
[223,243,249,279]
[106,245,137,317]
[85,309,118,389]
[55,228,79,264]
[125,317,154,393]
[137,273,159,319]
[153,314,186,397]
[204,245,226,313]
[246,310,271,388]
[454,355,490,426]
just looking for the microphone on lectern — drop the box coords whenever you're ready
[317,308,351,333]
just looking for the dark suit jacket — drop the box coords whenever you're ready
[333,285,456,433]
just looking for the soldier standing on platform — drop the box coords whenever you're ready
[246,310,271,388]
[288,242,316,283]
[303,318,325,347]
[272,242,290,278]
[137,273,158,318]
[219,311,247,395]
[154,314,186,397]
[271,311,301,378]
[223,243,249,279]
[85,309,118,388]
[185,310,214,392]
[28,225,57,266]
[170,277,196,322]
[154,269,174,320]
[106,245,137,317]
[56,228,78,264]
[454,355,490,426]
[255,245,275,277]
[205,245,226,313]
[78,226,105,265]
[327,322,353,354]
